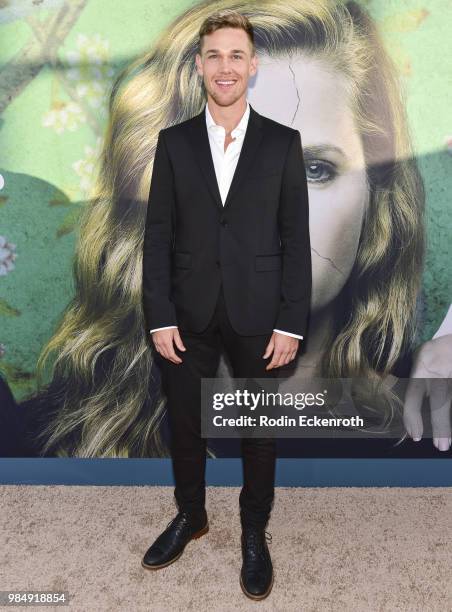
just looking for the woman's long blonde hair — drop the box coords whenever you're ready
[26,0,424,456]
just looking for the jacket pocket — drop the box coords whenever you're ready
[173,251,192,269]
[255,253,282,271]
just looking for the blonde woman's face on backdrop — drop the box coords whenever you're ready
[248,53,369,311]
[195,27,257,107]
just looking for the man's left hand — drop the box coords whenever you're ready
[263,331,299,370]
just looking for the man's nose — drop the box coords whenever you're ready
[218,57,233,71]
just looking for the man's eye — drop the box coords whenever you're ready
[305,160,338,183]
[207,54,241,59]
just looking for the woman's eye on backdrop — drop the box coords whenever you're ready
[305,160,338,184]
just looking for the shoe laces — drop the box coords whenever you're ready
[243,529,272,559]
[165,511,191,535]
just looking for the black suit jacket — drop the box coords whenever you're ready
[142,102,311,337]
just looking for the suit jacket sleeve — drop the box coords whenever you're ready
[275,129,312,337]
[142,130,178,331]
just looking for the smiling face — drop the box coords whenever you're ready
[195,27,257,108]
[247,52,369,311]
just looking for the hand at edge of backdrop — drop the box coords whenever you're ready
[403,333,452,452]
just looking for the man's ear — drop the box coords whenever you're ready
[195,53,203,76]
[250,53,258,76]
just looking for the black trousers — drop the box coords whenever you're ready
[158,282,278,530]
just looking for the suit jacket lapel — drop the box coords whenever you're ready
[187,102,264,212]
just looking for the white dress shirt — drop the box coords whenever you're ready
[150,100,303,341]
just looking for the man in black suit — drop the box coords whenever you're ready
[141,10,311,600]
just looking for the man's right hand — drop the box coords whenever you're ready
[151,327,186,364]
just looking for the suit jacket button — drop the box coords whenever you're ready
[216,260,220,267]
[220,219,227,227]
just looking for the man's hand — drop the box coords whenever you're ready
[151,327,186,364]
[263,331,299,370]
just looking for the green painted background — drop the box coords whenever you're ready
[0,0,451,400]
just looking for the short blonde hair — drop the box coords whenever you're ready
[199,8,255,54]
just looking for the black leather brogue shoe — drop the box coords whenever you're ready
[142,509,209,570]
[240,527,274,600]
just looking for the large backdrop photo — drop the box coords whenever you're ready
[0,0,451,465]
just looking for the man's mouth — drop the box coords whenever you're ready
[215,79,237,90]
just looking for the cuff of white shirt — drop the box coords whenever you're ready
[273,328,303,340]
[150,325,178,333]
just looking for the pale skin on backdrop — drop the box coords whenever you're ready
[248,53,369,378]
[151,27,300,370]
